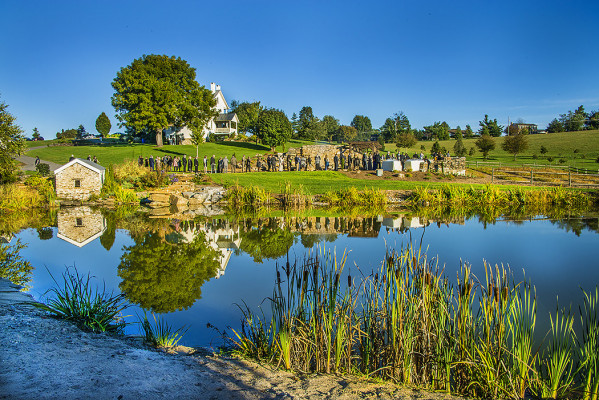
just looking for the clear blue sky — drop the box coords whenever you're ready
[2,0,598,138]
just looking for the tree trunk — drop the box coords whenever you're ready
[155,128,163,147]
[196,145,199,158]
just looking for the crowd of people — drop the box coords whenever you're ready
[137,150,450,174]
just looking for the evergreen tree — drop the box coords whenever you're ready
[0,97,26,183]
[32,127,40,139]
[464,124,474,138]
[76,124,87,139]
[95,112,112,137]
[475,133,496,159]
[453,128,467,157]
[478,115,503,137]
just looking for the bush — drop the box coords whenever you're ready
[35,163,50,176]
[559,158,567,164]
[540,145,548,154]
[532,154,538,159]
[596,156,599,163]
[24,175,55,203]
[469,147,476,156]
[34,267,128,333]
[547,156,554,162]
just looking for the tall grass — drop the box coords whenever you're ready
[34,267,128,333]
[232,246,599,399]
[320,187,387,208]
[138,311,188,348]
[409,184,592,209]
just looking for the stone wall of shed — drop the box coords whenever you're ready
[55,164,103,200]
[429,157,466,175]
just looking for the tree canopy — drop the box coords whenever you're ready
[380,112,411,142]
[111,54,217,146]
[230,100,262,136]
[424,121,450,141]
[478,115,503,137]
[256,108,292,151]
[336,125,358,143]
[296,106,322,140]
[118,231,221,313]
[0,97,26,184]
[396,131,417,150]
[350,115,372,136]
[502,130,529,160]
[240,222,295,263]
[321,115,340,142]
[95,112,111,137]
[32,127,41,140]
[475,133,496,159]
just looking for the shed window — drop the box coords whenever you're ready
[76,218,83,227]
[74,179,81,188]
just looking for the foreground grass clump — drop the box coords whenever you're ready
[138,311,188,348]
[0,175,56,212]
[232,246,599,399]
[34,267,128,333]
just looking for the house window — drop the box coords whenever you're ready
[74,179,81,188]
[76,218,83,227]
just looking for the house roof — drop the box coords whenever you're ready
[54,158,106,175]
[215,112,238,122]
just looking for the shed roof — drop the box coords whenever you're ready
[215,112,238,122]
[54,158,106,175]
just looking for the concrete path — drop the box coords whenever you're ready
[0,278,35,305]
[17,145,62,172]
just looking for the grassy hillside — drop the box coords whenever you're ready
[27,131,599,170]
[385,130,599,170]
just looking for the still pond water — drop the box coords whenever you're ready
[8,206,599,347]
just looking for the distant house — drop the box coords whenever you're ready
[509,123,538,134]
[54,158,105,200]
[164,82,239,144]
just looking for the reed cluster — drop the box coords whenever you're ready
[138,311,188,348]
[100,166,139,203]
[226,184,272,208]
[320,187,387,207]
[409,184,592,209]
[232,246,599,399]
[34,267,128,333]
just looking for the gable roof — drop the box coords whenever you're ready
[54,158,106,175]
[215,112,238,122]
[213,90,229,111]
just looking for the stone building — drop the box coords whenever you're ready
[56,206,106,247]
[54,158,105,200]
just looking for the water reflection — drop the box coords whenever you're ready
[57,207,106,247]
[117,228,221,313]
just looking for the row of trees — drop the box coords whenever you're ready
[546,105,599,133]
[54,113,112,140]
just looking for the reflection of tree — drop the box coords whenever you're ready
[100,215,116,251]
[300,233,338,249]
[240,220,294,263]
[0,240,33,290]
[553,217,599,237]
[118,231,220,313]
[37,227,53,240]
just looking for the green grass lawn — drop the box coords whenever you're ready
[27,131,599,171]
[209,170,537,195]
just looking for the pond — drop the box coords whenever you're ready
[4,206,599,348]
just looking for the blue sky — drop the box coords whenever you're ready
[2,0,598,138]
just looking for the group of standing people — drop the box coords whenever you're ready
[137,149,441,174]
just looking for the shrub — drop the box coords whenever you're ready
[540,145,548,154]
[559,158,567,164]
[532,154,538,159]
[35,163,50,176]
[547,156,554,162]
[34,267,128,333]
[469,147,476,156]
[24,175,55,203]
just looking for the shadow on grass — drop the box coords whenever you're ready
[216,141,270,151]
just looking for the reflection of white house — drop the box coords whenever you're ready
[382,216,425,229]
[179,222,242,278]
[164,83,239,144]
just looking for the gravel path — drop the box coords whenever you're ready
[17,146,61,173]
[0,279,462,400]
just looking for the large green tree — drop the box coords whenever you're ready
[502,130,529,160]
[320,115,339,142]
[424,121,450,141]
[32,127,41,140]
[111,54,217,147]
[478,115,503,137]
[452,127,467,157]
[350,115,372,137]
[0,97,26,183]
[297,106,322,140]
[396,131,417,150]
[380,111,411,142]
[230,100,263,136]
[256,108,292,151]
[118,231,221,313]
[95,112,112,137]
[475,133,496,159]
[336,125,358,142]
[560,105,587,132]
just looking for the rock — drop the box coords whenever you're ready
[148,193,171,204]
[169,194,188,207]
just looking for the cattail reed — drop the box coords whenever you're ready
[231,245,598,400]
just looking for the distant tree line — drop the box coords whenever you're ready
[546,105,599,133]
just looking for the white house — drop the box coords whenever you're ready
[164,82,239,144]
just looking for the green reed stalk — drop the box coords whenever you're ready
[579,287,599,400]
[541,305,575,399]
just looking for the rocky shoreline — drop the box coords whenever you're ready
[0,278,461,400]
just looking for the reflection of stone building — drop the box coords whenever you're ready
[179,220,241,278]
[286,216,383,238]
[57,207,106,247]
